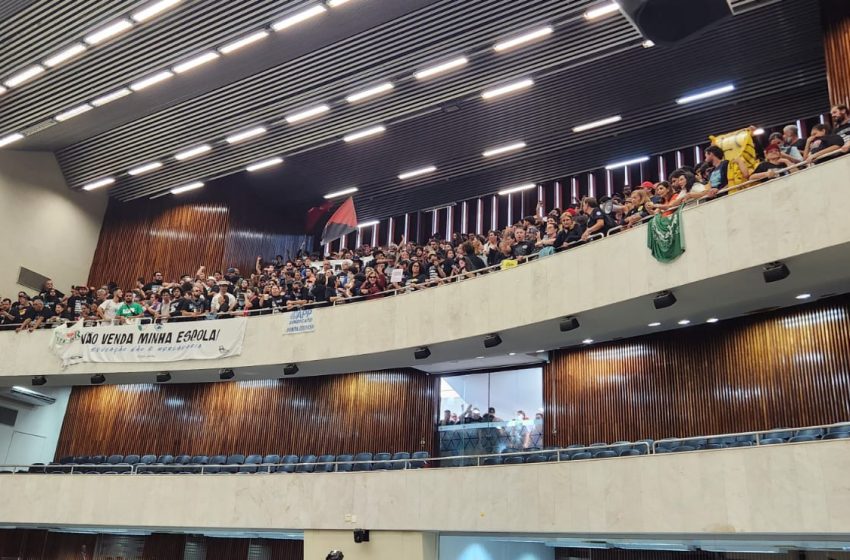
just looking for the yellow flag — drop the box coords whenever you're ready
[708,128,758,192]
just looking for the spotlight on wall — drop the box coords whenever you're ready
[353,529,370,543]
[763,261,790,283]
[559,317,580,332]
[219,369,235,380]
[156,372,172,383]
[414,347,431,360]
[484,333,502,348]
[31,376,47,386]
[283,363,299,376]
[90,374,106,385]
[653,291,677,309]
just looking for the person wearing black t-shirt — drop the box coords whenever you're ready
[556,212,584,247]
[805,124,849,165]
[17,298,54,333]
[581,197,608,241]
[511,227,537,260]
[142,271,166,294]
[0,298,15,330]
[285,281,313,310]
[67,286,93,318]
[751,145,793,183]
[832,104,850,145]
[38,279,64,301]
[175,288,205,322]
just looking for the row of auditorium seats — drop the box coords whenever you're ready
[34,451,431,474]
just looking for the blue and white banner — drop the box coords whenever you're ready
[49,318,247,367]
[284,309,315,335]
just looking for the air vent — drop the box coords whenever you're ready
[17,266,49,292]
[21,119,55,136]
[2,387,56,406]
[746,306,781,315]
[0,405,17,427]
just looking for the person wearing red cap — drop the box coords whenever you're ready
[750,144,794,183]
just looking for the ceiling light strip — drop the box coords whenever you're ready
[675,83,735,105]
[498,183,535,195]
[44,44,87,67]
[0,133,25,147]
[174,144,212,160]
[414,56,468,80]
[572,115,622,133]
[170,181,204,195]
[173,51,220,73]
[83,19,134,45]
[82,177,115,191]
[219,31,269,54]
[345,82,394,103]
[131,0,182,22]
[398,165,436,180]
[225,127,267,144]
[285,104,331,124]
[604,156,649,169]
[246,157,283,172]
[483,141,526,158]
[272,4,327,31]
[128,161,163,176]
[4,65,45,88]
[55,104,94,122]
[324,187,358,199]
[343,125,386,143]
[493,26,553,52]
[129,70,173,91]
[584,2,620,20]
[91,88,132,106]
[481,77,534,100]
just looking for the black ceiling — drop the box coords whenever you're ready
[1,0,829,220]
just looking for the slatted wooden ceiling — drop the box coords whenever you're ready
[821,0,850,105]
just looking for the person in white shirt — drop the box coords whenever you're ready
[210,282,237,317]
[97,289,123,324]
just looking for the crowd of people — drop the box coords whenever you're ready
[2,108,848,333]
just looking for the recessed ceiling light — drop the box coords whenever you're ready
[324,187,358,199]
[481,78,534,100]
[170,181,204,195]
[173,51,219,73]
[483,141,526,158]
[272,4,327,31]
[605,156,649,170]
[508,352,516,356]
[44,43,87,67]
[246,157,283,172]
[128,161,163,176]
[498,183,535,195]
[219,31,269,54]
[91,88,132,106]
[55,103,94,122]
[345,82,394,103]
[641,39,655,48]
[0,133,24,147]
[398,165,436,180]
[582,338,594,344]
[476,356,485,359]
[84,19,134,45]
[584,2,620,20]
[82,177,115,191]
[678,319,691,325]
[357,220,379,228]
[573,115,622,133]
[675,83,735,105]
[4,65,45,88]
[174,144,212,161]
[414,56,468,80]
[131,0,182,22]
[706,318,719,323]
[648,322,661,327]
[225,126,267,144]
[343,125,386,143]
[795,293,812,300]
[130,70,173,91]
[285,104,330,124]
[493,26,553,52]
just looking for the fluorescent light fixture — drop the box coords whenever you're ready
[128,161,163,176]
[605,155,649,169]
[345,82,394,103]
[753,127,765,136]
[225,126,266,144]
[219,31,269,54]
[130,70,173,91]
[493,26,553,52]
[796,293,812,300]
[573,115,622,133]
[324,187,358,199]
[498,183,535,195]
[343,125,385,143]
[4,65,45,88]
[678,319,691,325]
[675,83,735,104]
[132,0,182,22]
[328,0,353,6]
[582,338,594,344]
[174,144,212,160]
[272,4,327,31]
[648,322,661,327]
[84,19,133,45]
[508,352,516,356]
[481,77,534,100]
[55,103,93,122]
[0,86,6,95]
[398,165,436,180]
[82,177,115,191]
[642,39,655,48]
[246,157,283,172]
[414,56,468,80]
[44,43,87,67]
[357,220,379,228]
[0,133,24,147]
[584,2,620,20]
[91,88,132,106]
[706,317,719,323]
[172,51,219,73]
[536,349,546,353]
[170,181,204,195]
[483,141,526,158]
[285,104,330,123]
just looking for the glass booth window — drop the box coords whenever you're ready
[438,367,543,458]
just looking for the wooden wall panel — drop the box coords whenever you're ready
[140,533,187,559]
[544,297,850,446]
[822,0,850,105]
[56,370,438,458]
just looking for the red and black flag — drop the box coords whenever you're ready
[305,199,334,233]
[320,197,358,245]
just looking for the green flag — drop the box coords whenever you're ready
[647,205,685,263]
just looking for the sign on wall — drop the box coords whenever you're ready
[284,309,315,335]
[49,318,248,367]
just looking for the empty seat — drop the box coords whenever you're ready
[823,432,850,440]
[237,454,262,474]
[789,435,817,443]
[296,454,318,473]
[548,454,560,461]
[592,450,617,459]
[101,454,124,474]
[702,443,725,450]
[759,438,785,445]
[827,424,850,435]
[219,454,245,474]
[571,452,592,460]
[655,447,672,454]
[762,429,793,441]
[168,455,190,474]
[501,447,520,454]
[671,445,696,453]
[525,454,548,463]
[315,454,336,473]
[735,434,757,444]
[258,454,280,474]
[687,438,707,448]
[204,455,226,474]
[336,454,354,472]
[352,452,373,472]
[633,439,654,454]
[482,456,502,466]
[619,449,641,457]
[136,454,157,474]
[409,451,429,469]
[610,441,632,455]
[655,439,679,451]
[390,452,410,470]
[503,456,524,465]
[729,441,754,447]
[589,442,608,448]
[372,453,392,470]
[796,428,825,438]
[277,455,299,474]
